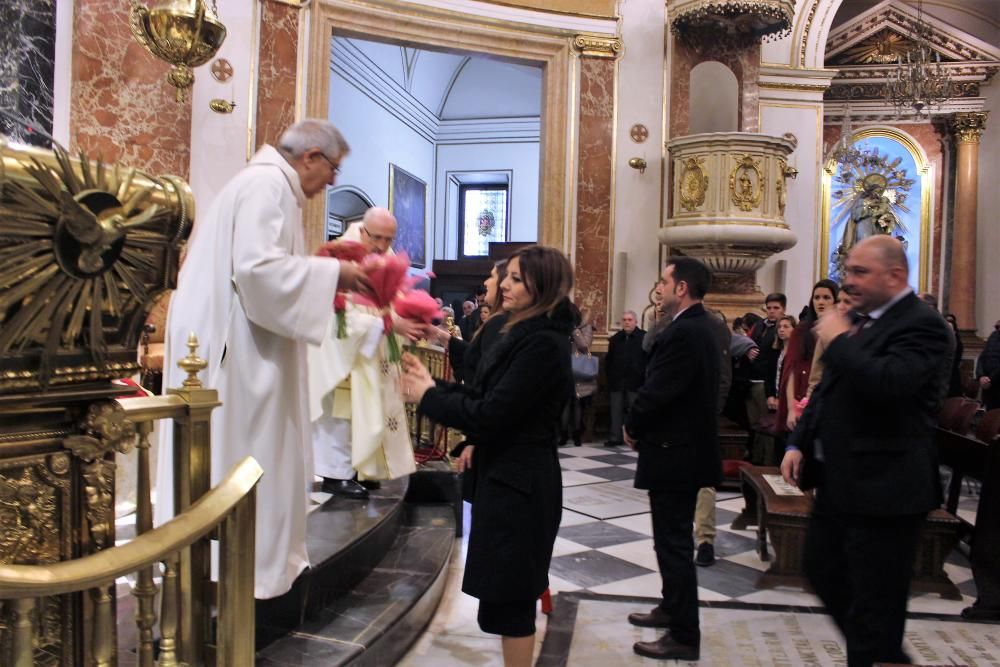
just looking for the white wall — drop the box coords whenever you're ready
[328,69,436,222]
[433,141,540,261]
[758,101,825,314]
[611,0,666,329]
[976,82,1000,336]
[187,0,258,218]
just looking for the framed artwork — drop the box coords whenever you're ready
[388,164,427,267]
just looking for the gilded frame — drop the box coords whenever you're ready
[819,126,933,292]
[303,0,576,254]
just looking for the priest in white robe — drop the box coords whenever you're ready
[155,120,367,600]
[309,208,420,499]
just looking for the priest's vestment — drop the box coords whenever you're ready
[156,145,340,599]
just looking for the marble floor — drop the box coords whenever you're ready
[397,443,986,666]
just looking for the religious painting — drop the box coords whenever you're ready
[388,164,427,267]
[822,128,931,292]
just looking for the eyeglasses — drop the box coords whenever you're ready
[362,225,395,244]
[318,152,341,175]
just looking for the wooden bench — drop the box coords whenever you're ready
[731,466,962,598]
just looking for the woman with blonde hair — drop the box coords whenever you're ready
[402,245,574,667]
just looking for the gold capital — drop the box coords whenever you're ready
[950,112,988,144]
[573,34,622,58]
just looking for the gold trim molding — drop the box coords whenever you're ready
[950,111,988,144]
[679,157,708,212]
[573,34,622,58]
[758,80,829,92]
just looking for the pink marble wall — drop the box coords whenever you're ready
[70,0,192,177]
[669,40,760,140]
[575,57,615,333]
[255,0,299,150]
[824,122,946,292]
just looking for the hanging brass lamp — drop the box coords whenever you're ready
[129,0,228,102]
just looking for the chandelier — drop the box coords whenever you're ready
[883,0,951,117]
[827,110,865,167]
[129,0,228,102]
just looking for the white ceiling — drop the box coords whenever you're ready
[340,37,543,121]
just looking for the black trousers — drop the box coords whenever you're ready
[649,486,700,646]
[803,492,924,667]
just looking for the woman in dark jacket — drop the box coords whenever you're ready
[402,246,574,667]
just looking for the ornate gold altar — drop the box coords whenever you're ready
[0,137,257,666]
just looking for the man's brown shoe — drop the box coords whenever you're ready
[627,607,671,628]
[633,633,700,661]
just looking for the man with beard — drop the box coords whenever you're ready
[623,257,721,661]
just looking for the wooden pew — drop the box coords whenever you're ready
[733,466,962,598]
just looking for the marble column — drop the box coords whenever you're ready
[0,0,55,146]
[255,0,300,150]
[70,0,192,176]
[948,112,988,331]
[574,39,618,333]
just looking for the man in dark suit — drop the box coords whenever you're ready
[623,257,721,661]
[604,310,647,447]
[781,235,951,667]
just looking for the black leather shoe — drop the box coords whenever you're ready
[633,633,700,661]
[358,479,381,490]
[695,542,715,567]
[627,607,671,628]
[321,478,369,499]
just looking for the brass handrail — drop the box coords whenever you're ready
[0,456,262,598]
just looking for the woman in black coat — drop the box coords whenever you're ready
[402,246,574,667]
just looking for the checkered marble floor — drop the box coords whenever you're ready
[547,443,979,616]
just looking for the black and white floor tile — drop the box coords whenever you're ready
[400,441,988,665]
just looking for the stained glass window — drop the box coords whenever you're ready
[460,185,508,258]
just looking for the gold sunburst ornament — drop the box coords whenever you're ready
[0,138,193,392]
[129,0,228,102]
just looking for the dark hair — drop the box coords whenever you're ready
[503,245,574,331]
[774,315,798,350]
[488,258,509,313]
[475,284,488,297]
[791,279,838,361]
[666,256,712,299]
[764,292,787,308]
[742,312,763,333]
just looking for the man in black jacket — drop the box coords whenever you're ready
[604,310,647,447]
[623,257,721,661]
[976,321,1000,410]
[781,236,950,667]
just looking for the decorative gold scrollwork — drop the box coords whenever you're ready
[679,157,709,212]
[63,402,137,549]
[776,159,788,216]
[730,155,764,212]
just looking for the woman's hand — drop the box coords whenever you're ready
[456,445,474,473]
[786,412,799,430]
[393,316,424,341]
[766,396,779,411]
[401,352,435,403]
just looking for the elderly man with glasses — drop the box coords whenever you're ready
[156,119,369,601]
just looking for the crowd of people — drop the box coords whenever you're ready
[156,117,994,667]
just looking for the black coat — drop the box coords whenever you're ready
[448,313,507,385]
[419,302,574,602]
[605,328,648,391]
[627,303,722,491]
[793,292,951,515]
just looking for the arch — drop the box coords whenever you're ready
[325,186,375,240]
[688,61,738,134]
[820,125,933,291]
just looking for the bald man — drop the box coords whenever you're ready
[781,236,951,667]
[309,206,421,500]
[341,206,396,256]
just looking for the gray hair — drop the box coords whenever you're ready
[623,310,638,320]
[277,119,350,160]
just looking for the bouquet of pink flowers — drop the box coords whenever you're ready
[353,252,411,361]
[794,396,809,415]
[393,289,442,326]
[316,240,369,338]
